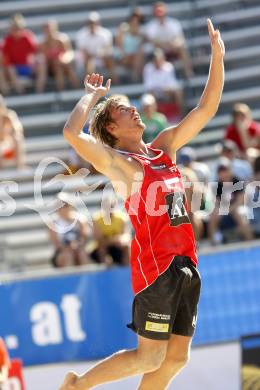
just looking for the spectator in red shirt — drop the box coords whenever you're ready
[2,14,46,94]
[225,103,260,158]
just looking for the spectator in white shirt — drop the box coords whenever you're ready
[75,11,118,83]
[144,1,193,78]
[143,49,183,112]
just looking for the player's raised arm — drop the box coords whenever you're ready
[151,19,225,153]
[63,73,114,174]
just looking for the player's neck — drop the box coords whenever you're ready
[115,140,150,156]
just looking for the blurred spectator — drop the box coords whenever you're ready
[143,49,183,112]
[114,8,145,82]
[2,14,45,94]
[247,156,260,237]
[178,147,213,240]
[144,1,193,78]
[0,94,26,170]
[177,146,210,183]
[89,198,130,266]
[208,158,254,245]
[140,93,168,143]
[225,103,260,158]
[0,337,10,387]
[48,192,91,267]
[76,12,118,83]
[39,20,79,91]
[218,139,253,181]
[0,43,11,95]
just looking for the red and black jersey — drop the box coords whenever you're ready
[123,146,198,295]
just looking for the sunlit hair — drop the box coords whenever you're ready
[89,96,125,147]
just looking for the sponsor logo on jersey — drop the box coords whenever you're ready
[148,312,171,321]
[150,164,167,170]
[145,321,169,332]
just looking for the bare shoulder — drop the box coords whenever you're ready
[150,129,177,161]
[107,147,143,177]
[6,109,20,121]
[104,148,144,199]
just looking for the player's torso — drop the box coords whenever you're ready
[121,146,197,295]
[109,146,175,201]
[124,147,189,228]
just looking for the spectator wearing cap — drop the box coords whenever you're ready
[177,146,210,183]
[75,12,118,83]
[208,157,254,245]
[224,103,260,158]
[39,20,80,92]
[144,1,193,78]
[114,8,145,83]
[0,94,26,170]
[2,14,46,94]
[140,93,168,144]
[143,48,183,112]
[48,192,91,267]
[218,139,253,181]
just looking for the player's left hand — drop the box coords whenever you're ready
[207,18,225,59]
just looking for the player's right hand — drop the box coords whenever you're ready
[84,73,111,98]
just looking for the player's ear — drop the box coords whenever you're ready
[106,123,117,135]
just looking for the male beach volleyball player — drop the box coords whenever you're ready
[60,19,224,390]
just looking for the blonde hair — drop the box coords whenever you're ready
[90,96,127,147]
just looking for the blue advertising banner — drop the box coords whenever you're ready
[1,245,260,366]
[0,267,136,366]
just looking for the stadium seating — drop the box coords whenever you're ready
[0,0,259,270]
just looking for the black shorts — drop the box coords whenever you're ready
[127,256,201,340]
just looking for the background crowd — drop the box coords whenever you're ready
[0,1,260,269]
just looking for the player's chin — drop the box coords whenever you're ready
[137,122,146,130]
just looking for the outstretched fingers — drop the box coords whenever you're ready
[216,30,225,54]
[207,18,215,40]
[96,75,103,87]
[84,74,90,87]
[207,18,225,55]
[84,73,111,89]
[105,78,111,91]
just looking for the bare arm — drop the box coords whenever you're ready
[48,226,62,249]
[79,219,88,245]
[7,110,24,137]
[152,19,225,154]
[63,74,115,174]
[7,111,25,168]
